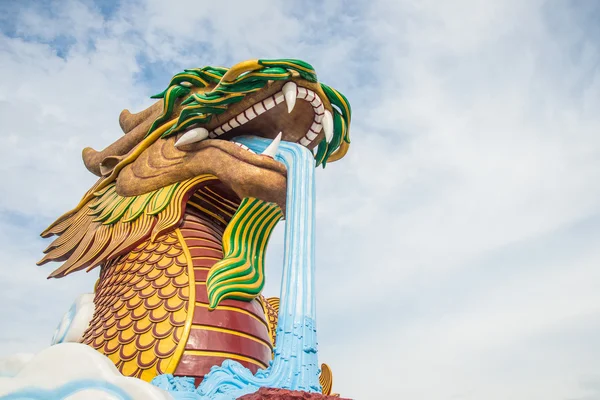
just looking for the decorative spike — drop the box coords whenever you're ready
[174,127,209,147]
[261,132,282,158]
[323,110,334,143]
[282,82,297,113]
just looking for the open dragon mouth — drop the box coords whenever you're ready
[207,83,328,146]
[169,81,330,182]
[171,81,331,169]
[143,59,350,170]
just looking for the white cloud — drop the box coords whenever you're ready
[0,1,599,399]
[0,343,172,399]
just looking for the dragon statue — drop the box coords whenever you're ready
[37,58,351,399]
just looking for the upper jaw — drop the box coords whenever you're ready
[173,78,334,152]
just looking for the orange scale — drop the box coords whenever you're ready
[143,294,164,310]
[120,273,135,286]
[162,234,178,245]
[154,337,176,359]
[120,359,141,377]
[173,326,182,343]
[125,295,145,310]
[115,285,131,297]
[109,299,126,314]
[121,287,137,301]
[114,304,131,320]
[137,284,157,299]
[129,262,145,274]
[95,287,108,299]
[88,324,102,339]
[137,350,159,369]
[83,335,94,346]
[104,314,117,329]
[154,242,172,253]
[95,292,110,304]
[156,357,171,375]
[127,274,144,287]
[115,315,134,331]
[169,307,188,327]
[135,331,158,351]
[164,296,185,312]
[137,252,154,264]
[117,263,131,274]
[115,273,129,285]
[172,273,189,288]
[146,252,164,265]
[104,274,118,285]
[97,305,109,316]
[127,251,143,262]
[133,279,152,292]
[170,250,185,262]
[164,264,184,278]
[132,316,153,335]
[106,284,121,297]
[150,275,171,290]
[119,342,139,362]
[92,335,105,348]
[88,314,100,327]
[140,367,159,382]
[146,266,164,281]
[137,262,155,276]
[148,307,169,324]
[176,286,190,301]
[117,327,137,345]
[155,256,174,270]
[157,284,179,299]
[145,241,161,252]
[153,244,173,256]
[103,339,121,356]
[104,324,119,340]
[131,303,150,320]
[152,319,175,339]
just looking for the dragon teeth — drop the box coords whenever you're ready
[282,82,297,113]
[233,142,256,154]
[322,110,334,143]
[174,127,209,147]
[209,86,326,149]
[261,132,282,158]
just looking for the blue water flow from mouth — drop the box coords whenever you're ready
[151,136,322,399]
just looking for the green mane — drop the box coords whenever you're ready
[147,58,351,167]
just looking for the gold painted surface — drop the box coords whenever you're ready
[320,363,334,396]
[81,230,191,382]
[264,297,280,347]
[164,229,196,374]
[39,175,216,278]
[190,324,272,349]
[183,350,268,370]
[194,301,269,327]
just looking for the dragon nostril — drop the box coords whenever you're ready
[99,155,124,176]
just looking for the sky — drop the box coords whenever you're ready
[0,0,599,399]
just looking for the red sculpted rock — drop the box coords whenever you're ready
[237,387,351,400]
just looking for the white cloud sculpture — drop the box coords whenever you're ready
[0,343,173,400]
[51,293,96,345]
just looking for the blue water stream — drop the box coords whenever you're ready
[153,137,322,399]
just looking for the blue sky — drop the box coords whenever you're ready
[1,1,600,399]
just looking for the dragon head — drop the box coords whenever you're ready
[39,59,351,300]
[81,59,350,211]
